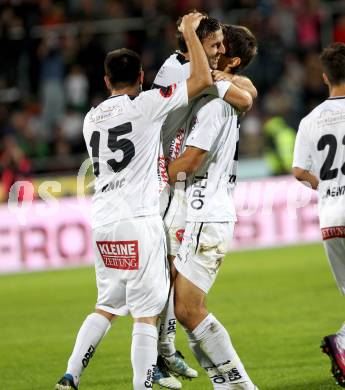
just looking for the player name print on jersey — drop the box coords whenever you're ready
[96,240,139,270]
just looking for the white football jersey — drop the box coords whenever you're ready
[153,52,231,159]
[293,96,345,229]
[184,95,239,222]
[83,82,188,228]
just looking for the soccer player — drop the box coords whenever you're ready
[54,12,213,390]
[292,42,345,387]
[152,17,257,389]
[163,24,259,390]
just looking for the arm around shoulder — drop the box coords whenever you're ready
[168,146,207,184]
[180,13,213,99]
[223,84,252,112]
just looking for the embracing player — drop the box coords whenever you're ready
[152,15,257,390]
[292,42,345,387]
[55,12,213,390]
[165,24,259,390]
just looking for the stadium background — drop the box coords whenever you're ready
[1,0,345,389]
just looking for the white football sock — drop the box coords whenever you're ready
[66,312,111,386]
[131,322,158,390]
[158,287,177,357]
[187,329,229,389]
[337,322,345,337]
[192,314,252,385]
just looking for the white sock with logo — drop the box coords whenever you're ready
[131,322,158,390]
[66,312,111,386]
[187,329,229,389]
[191,314,252,386]
[158,287,177,357]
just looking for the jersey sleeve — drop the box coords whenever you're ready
[202,80,232,99]
[135,81,188,122]
[185,98,224,152]
[153,63,188,87]
[292,118,312,170]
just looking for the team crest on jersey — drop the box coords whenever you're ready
[175,229,185,242]
[159,83,176,98]
[96,240,139,270]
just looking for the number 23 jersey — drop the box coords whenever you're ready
[293,97,345,229]
[83,82,188,229]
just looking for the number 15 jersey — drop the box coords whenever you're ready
[293,97,345,229]
[83,82,188,229]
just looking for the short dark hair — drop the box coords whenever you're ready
[104,48,141,88]
[320,42,345,85]
[222,24,257,73]
[176,15,222,53]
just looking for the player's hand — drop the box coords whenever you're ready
[212,70,235,82]
[178,12,205,34]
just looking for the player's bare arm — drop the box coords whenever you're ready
[168,146,207,184]
[204,76,254,112]
[180,13,213,99]
[224,80,253,112]
[213,72,258,99]
[233,75,257,98]
[292,167,319,190]
[215,71,255,112]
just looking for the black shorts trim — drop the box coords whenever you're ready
[195,223,204,254]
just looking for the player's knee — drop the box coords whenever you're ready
[175,299,204,329]
[175,300,189,327]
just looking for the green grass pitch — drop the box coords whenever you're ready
[1,243,343,389]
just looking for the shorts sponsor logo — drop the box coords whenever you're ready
[96,240,139,270]
[175,229,185,242]
[322,226,345,240]
[82,345,95,368]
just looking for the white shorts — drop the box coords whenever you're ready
[324,237,345,295]
[164,186,187,257]
[93,215,170,318]
[174,221,234,293]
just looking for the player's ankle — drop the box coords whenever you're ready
[159,344,177,358]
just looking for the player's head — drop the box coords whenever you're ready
[176,13,225,70]
[104,48,143,91]
[217,24,257,73]
[320,42,345,88]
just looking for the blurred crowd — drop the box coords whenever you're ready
[0,0,345,199]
